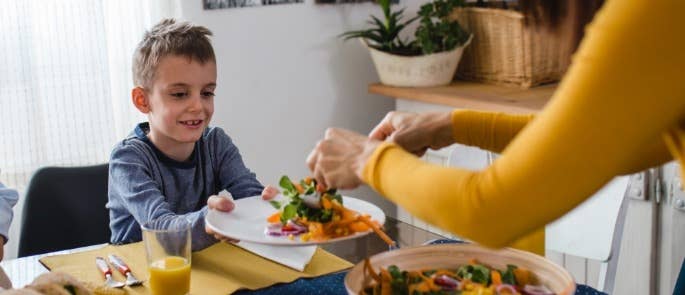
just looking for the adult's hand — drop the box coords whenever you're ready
[205,185,279,242]
[369,111,454,157]
[307,128,381,190]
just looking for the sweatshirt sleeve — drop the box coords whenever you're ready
[212,128,264,199]
[0,182,18,243]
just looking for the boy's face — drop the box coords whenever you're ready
[138,55,217,148]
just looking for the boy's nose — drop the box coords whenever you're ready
[187,96,204,112]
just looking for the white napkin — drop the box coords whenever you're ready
[236,241,317,271]
[218,190,317,271]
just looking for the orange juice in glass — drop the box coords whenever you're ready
[142,217,191,295]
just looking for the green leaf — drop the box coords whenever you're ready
[280,204,298,224]
[269,200,282,210]
[319,209,333,222]
[470,264,490,284]
[387,265,408,294]
[330,193,343,205]
[304,186,315,195]
[279,175,296,192]
[502,264,517,285]
[284,189,298,198]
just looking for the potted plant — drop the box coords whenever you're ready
[341,0,472,87]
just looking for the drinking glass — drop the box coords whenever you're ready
[142,216,191,295]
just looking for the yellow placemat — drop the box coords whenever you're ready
[40,242,353,295]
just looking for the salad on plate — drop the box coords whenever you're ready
[265,176,393,246]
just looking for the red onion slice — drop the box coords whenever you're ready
[433,275,460,290]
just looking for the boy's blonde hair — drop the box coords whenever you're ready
[133,19,215,88]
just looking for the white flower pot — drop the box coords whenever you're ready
[364,35,472,87]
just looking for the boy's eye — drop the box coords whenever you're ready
[202,91,215,98]
[171,92,188,98]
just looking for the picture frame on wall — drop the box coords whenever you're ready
[203,0,303,10]
[315,0,398,4]
[316,0,369,3]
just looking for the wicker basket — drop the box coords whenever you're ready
[450,7,575,88]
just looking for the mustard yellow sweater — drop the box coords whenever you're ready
[362,0,685,255]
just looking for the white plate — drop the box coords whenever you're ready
[206,195,386,246]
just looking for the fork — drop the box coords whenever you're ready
[95,257,125,288]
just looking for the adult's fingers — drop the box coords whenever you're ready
[369,112,396,140]
[306,140,322,172]
[313,167,328,190]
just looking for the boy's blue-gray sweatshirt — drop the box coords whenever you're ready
[107,122,263,251]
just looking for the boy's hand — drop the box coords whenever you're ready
[205,195,239,243]
[261,185,279,200]
[205,185,278,243]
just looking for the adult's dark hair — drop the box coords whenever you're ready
[519,0,605,50]
[519,0,604,28]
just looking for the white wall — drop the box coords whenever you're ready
[179,0,424,215]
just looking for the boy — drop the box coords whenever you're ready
[107,19,273,251]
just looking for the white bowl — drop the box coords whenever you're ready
[345,243,576,295]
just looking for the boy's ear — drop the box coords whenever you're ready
[132,87,151,113]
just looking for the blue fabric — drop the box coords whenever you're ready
[107,122,263,251]
[673,257,685,295]
[0,181,18,242]
[575,284,607,295]
[235,272,348,295]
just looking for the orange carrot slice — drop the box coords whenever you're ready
[349,221,370,232]
[513,268,530,286]
[267,212,281,223]
[491,270,502,285]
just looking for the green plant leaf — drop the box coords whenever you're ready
[339,0,467,56]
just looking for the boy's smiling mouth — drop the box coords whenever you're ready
[179,120,204,128]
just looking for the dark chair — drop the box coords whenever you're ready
[18,164,110,257]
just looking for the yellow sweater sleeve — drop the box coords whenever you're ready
[363,0,685,250]
[451,110,534,154]
[451,110,673,174]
